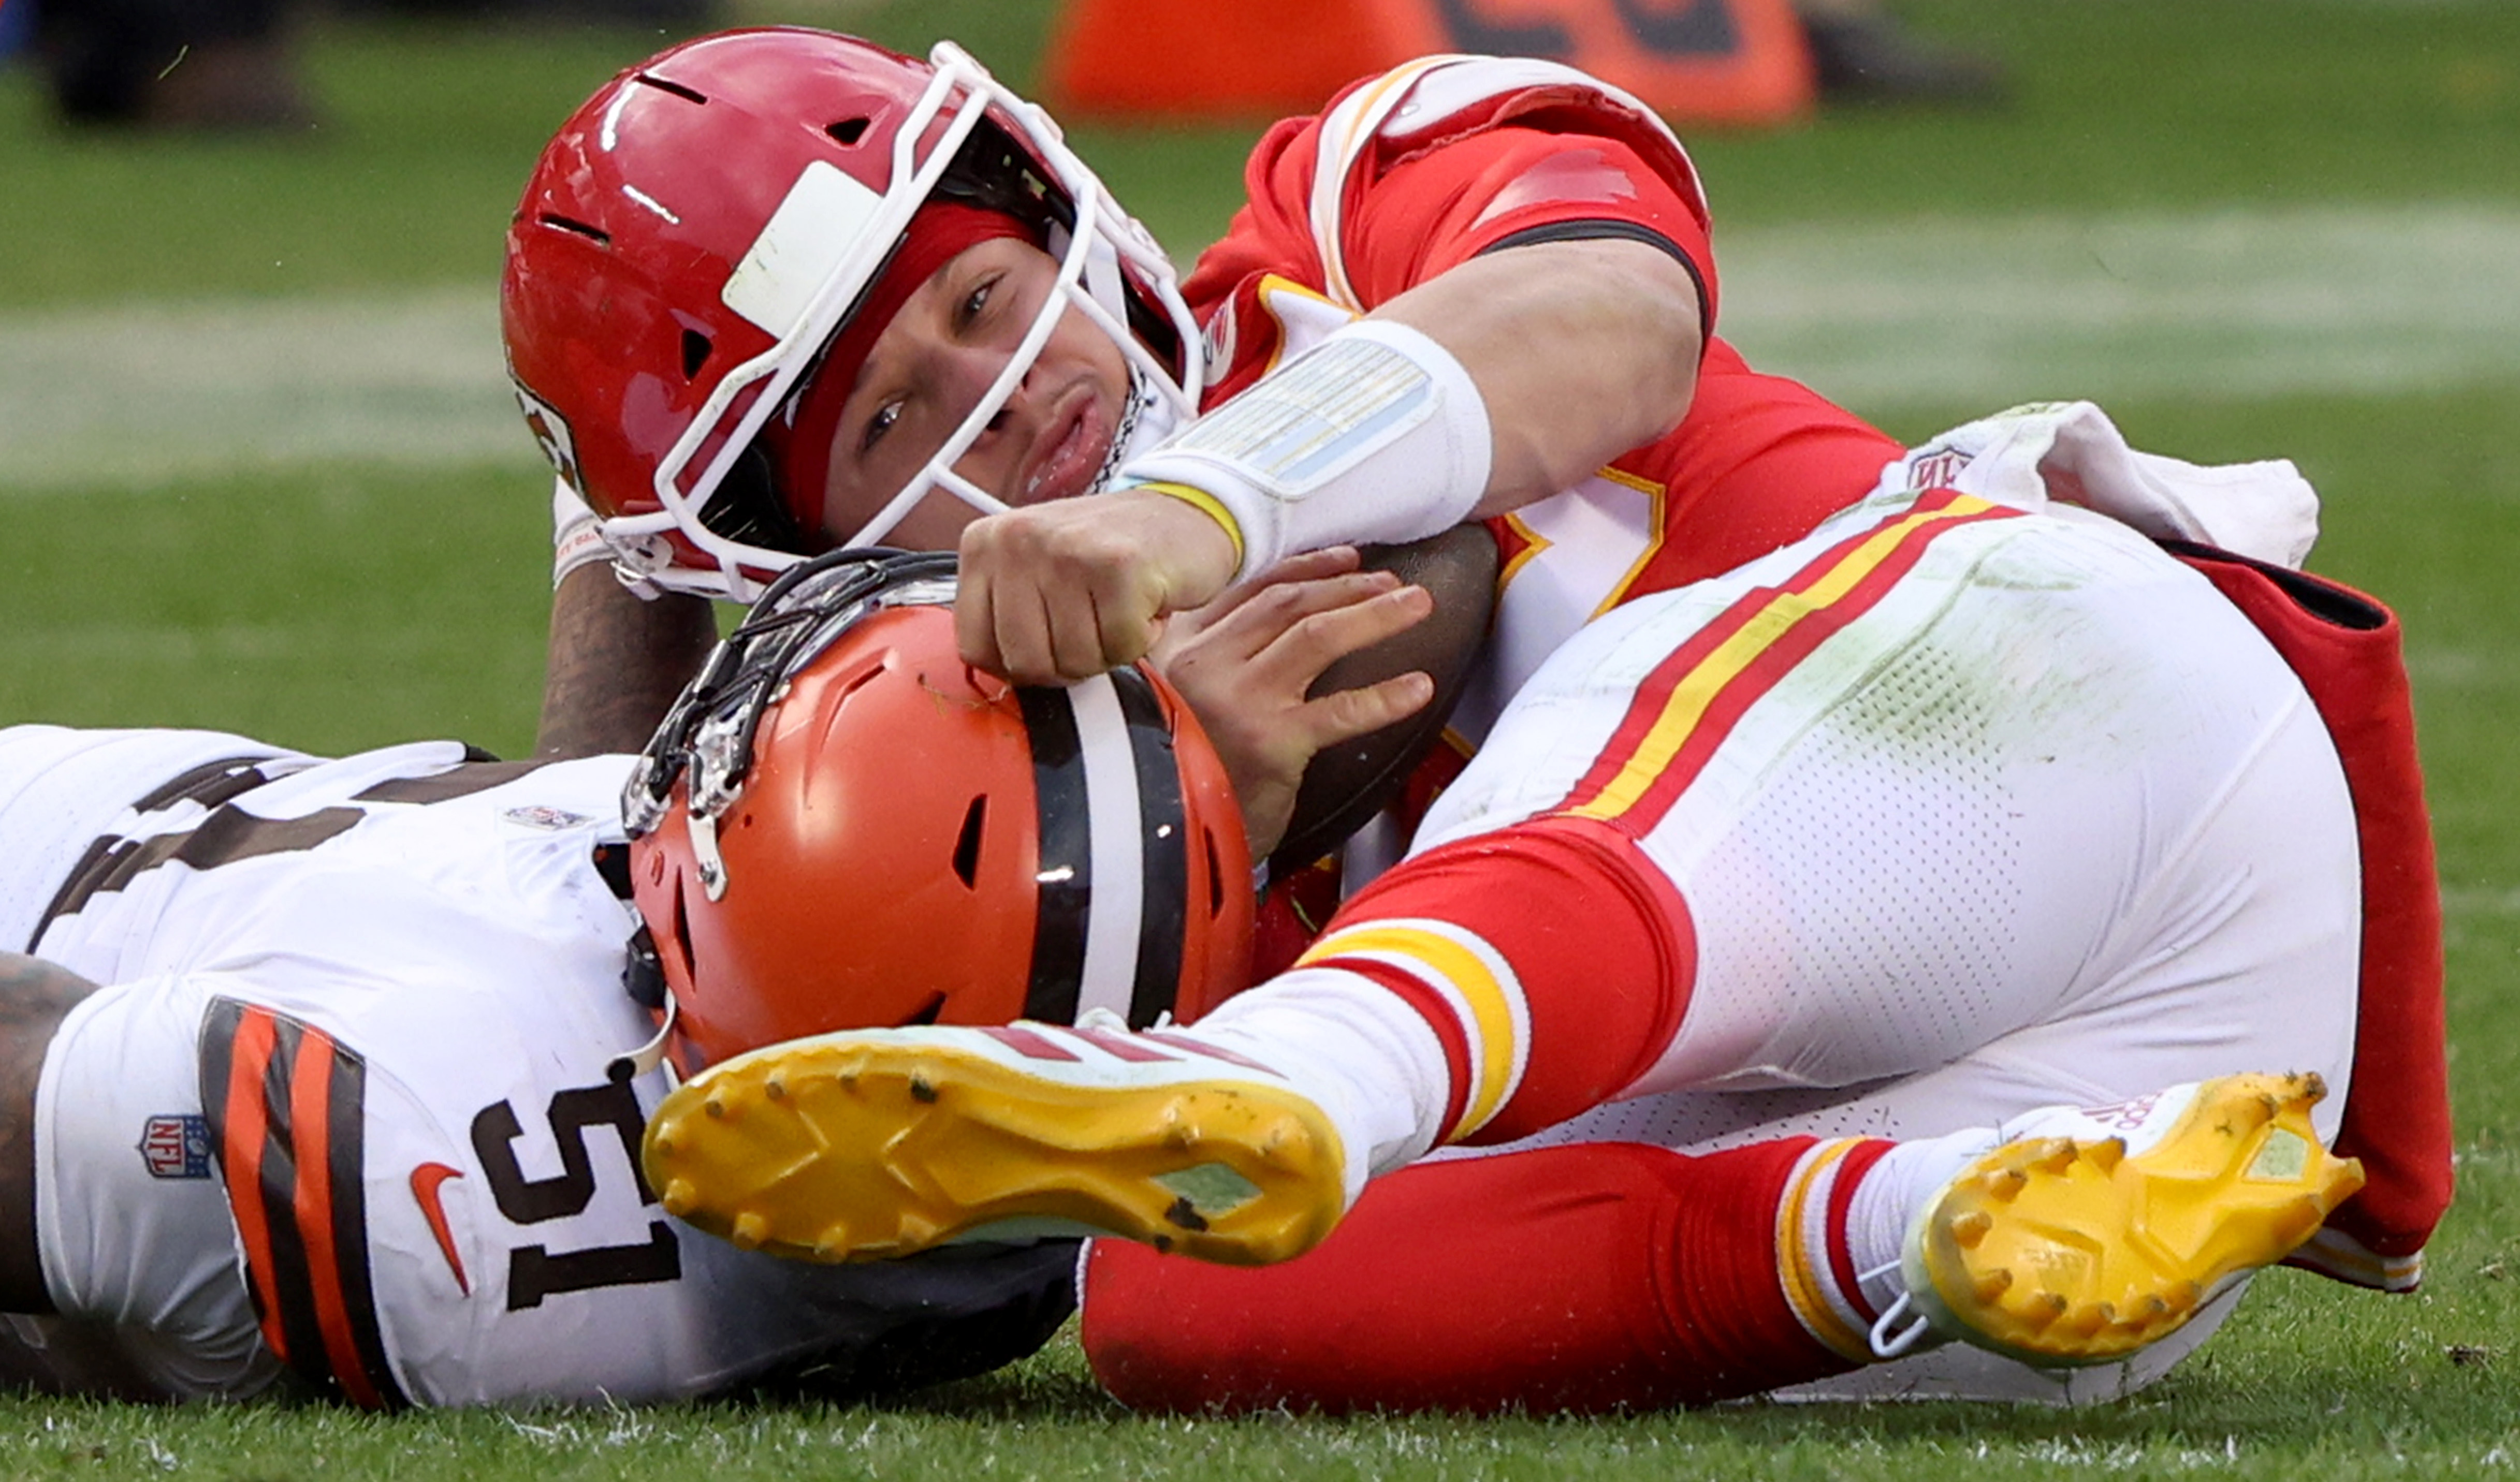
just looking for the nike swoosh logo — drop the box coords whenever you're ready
[410,1163,471,1295]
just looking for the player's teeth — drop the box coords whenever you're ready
[1950,1211,1994,1249]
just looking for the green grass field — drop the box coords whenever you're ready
[3,0,2518,1474]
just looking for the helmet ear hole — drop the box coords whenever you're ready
[680,330,711,380]
[951,796,987,888]
[827,116,871,146]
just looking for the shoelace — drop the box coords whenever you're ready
[1862,1259,1934,1358]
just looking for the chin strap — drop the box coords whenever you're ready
[606,993,681,1091]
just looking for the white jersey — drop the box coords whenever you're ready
[14,727,1071,1407]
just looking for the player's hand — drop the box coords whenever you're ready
[956,490,1242,684]
[1149,549,1436,857]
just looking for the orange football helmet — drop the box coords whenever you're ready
[622,551,1252,1073]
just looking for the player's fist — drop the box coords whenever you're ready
[956,489,1241,684]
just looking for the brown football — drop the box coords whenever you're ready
[1268,523,1502,875]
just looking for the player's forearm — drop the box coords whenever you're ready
[1368,238,1702,517]
[535,566,721,759]
[1,953,100,1314]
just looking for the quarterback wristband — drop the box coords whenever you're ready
[551,477,614,590]
[1115,319,1492,582]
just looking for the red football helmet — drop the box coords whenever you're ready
[621,551,1252,1074]
[502,29,1203,600]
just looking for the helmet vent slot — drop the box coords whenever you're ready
[661,876,696,984]
[1204,830,1225,918]
[633,73,709,106]
[826,116,870,146]
[680,329,711,379]
[952,797,987,887]
[539,213,610,247]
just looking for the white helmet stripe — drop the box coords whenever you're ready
[1067,671,1146,1024]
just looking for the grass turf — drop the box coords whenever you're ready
[1,0,2517,1475]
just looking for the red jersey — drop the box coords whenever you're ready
[1184,55,1904,736]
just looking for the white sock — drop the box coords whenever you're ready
[1844,1128,1999,1331]
[1186,967,1451,1202]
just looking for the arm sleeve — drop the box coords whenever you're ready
[198,996,410,1410]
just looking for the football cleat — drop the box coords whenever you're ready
[1899,1072,2365,1366]
[642,1021,1348,1267]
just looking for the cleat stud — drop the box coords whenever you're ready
[764,1074,786,1101]
[2023,1292,2069,1328]
[661,1178,697,1217]
[2032,1140,2077,1175]
[2138,1294,2170,1318]
[1951,1211,1994,1249]
[2084,1138,2126,1173]
[704,1096,726,1119]
[2166,1281,2202,1315]
[650,1129,677,1157]
[909,1076,938,1104]
[1982,1167,2029,1201]
[1973,1268,2015,1303]
[2276,1193,2327,1245]
[2057,1303,2109,1339]
[732,1213,768,1251]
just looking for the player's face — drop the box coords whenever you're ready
[813,237,1133,550]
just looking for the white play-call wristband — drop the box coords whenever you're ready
[551,477,614,589]
[1114,319,1492,582]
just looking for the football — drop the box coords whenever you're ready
[1268,523,1502,875]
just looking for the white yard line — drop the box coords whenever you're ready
[4,204,2519,491]
[1715,203,2520,408]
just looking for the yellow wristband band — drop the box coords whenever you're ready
[1137,480,1246,567]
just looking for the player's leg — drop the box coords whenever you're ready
[645,498,2356,1268]
[1079,1072,2361,1414]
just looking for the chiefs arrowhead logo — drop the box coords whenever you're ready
[511,379,585,497]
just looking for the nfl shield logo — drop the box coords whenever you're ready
[139,1114,213,1180]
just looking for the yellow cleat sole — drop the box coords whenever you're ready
[643,1035,1347,1268]
[1906,1072,2366,1366]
